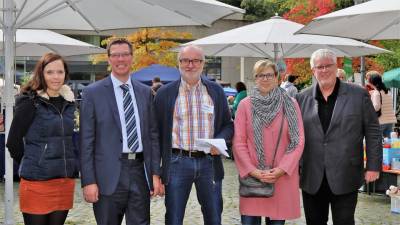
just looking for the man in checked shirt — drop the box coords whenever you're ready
[154,45,233,225]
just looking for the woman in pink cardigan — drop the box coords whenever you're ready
[233,59,305,225]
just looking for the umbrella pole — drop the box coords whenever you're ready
[3,0,15,224]
[393,88,397,112]
[360,56,366,86]
[240,57,245,82]
[273,43,279,63]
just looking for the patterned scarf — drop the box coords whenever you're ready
[250,86,300,169]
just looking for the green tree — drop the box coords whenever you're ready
[333,0,354,10]
[240,0,292,21]
[375,40,400,71]
[20,74,31,86]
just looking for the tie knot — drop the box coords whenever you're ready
[120,84,129,93]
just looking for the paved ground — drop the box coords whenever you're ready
[1,160,400,225]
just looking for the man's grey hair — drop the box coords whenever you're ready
[310,49,337,68]
[177,45,206,61]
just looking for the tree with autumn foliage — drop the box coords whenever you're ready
[282,0,335,89]
[282,0,387,89]
[91,28,192,72]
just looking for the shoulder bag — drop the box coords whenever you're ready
[238,113,285,197]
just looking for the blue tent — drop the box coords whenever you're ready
[223,87,237,97]
[131,64,180,85]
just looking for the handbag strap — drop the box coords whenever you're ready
[270,110,285,168]
[256,108,285,169]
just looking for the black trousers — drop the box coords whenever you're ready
[93,158,150,225]
[302,175,358,225]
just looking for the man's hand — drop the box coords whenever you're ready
[151,175,164,197]
[83,184,99,203]
[210,146,220,156]
[260,167,286,183]
[365,171,380,183]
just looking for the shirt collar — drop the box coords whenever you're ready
[315,78,341,101]
[110,73,132,90]
[180,77,202,91]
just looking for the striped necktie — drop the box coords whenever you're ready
[120,84,139,152]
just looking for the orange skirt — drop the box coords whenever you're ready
[19,178,75,214]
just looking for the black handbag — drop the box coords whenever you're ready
[239,114,284,198]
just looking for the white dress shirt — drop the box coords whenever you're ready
[110,74,143,153]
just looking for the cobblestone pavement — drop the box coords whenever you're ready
[1,160,400,224]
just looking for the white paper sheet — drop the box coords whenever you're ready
[195,138,230,157]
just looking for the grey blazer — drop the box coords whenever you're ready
[296,82,382,195]
[79,76,160,195]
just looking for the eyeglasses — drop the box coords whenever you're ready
[179,58,203,66]
[109,52,132,59]
[255,73,275,80]
[314,64,335,71]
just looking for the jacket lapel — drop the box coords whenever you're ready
[311,85,324,136]
[201,77,218,129]
[103,76,122,135]
[131,79,145,134]
[168,80,180,115]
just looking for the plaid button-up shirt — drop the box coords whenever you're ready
[172,79,214,151]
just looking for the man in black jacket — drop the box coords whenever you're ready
[296,49,382,225]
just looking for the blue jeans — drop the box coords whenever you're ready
[213,179,223,224]
[241,215,285,225]
[165,153,219,225]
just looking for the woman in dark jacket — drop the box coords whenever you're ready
[7,53,77,225]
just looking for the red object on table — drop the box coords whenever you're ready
[383,164,391,170]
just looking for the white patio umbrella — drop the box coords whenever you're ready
[0,1,244,224]
[5,0,244,30]
[295,0,399,87]
[0,29,105,56]
[183,16,389,59]
[295,0,400,41]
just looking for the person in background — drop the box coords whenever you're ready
[227,95,235,105]
[79,38,162,225]
[367,71,397,138]
[337,69,346,81]
[154,45,233,225]
[280,74,298,98]
[365,72,375,92]
[296,49,381,225]
[7,53,78,225]
[233,59,304,225]
[151,76,163,95]
[232,81,247,117]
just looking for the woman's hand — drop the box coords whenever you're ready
[259,168,286,183]
[249,169,266,180]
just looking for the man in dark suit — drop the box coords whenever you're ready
[79,38,161,225]
[296,49,382,225]
[154,45,233,225]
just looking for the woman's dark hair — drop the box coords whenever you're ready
[21,53,69,93]
[235,82,247,93]
[368,74,388,94]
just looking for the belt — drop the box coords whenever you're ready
[172,148,207,158]
[120,152,143,161]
